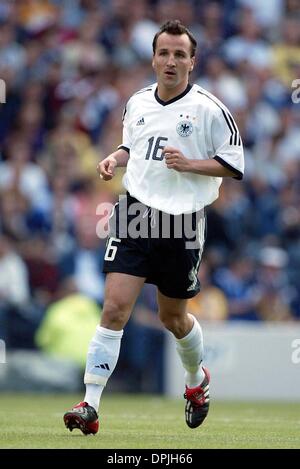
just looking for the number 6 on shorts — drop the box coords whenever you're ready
[104,237,121,261]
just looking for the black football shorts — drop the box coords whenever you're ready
[103,192,206,299]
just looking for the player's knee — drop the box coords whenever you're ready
[159,312,184,335]
[101,300,130,329]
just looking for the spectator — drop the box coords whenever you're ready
[214,256,261,320]
[256,246,295,321]
[0,234,30,341]
[273,17,300,86]
[58,213,106,305]
[35,280,101,367]
[0,138,49,210]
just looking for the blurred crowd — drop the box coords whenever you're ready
[0,0,300,377]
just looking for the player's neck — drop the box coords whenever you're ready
[157,81,190,102]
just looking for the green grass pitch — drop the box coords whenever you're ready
[0,393,299,449]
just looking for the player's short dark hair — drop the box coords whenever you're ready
[152,20,197,58]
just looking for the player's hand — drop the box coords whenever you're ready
[97,156,117,180]
[163,146,192,172]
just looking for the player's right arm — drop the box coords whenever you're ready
[97,148,129,181]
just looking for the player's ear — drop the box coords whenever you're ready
[190,56,195,72]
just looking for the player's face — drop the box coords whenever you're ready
[152,32,195,96]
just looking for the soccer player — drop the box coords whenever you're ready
[64,20,244,434]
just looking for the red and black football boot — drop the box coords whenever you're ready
[63,401,99,435]
[184,367,210,428]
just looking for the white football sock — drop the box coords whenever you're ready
[84,383,104,412]
[84,325,123,411]
[175,314,205,388]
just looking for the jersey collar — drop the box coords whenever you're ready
[154,83,192,106]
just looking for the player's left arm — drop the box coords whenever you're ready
[163,106,244,179]
[163,147,236,177]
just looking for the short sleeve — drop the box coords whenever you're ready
[117,100,132,153]
[211,107,244,180]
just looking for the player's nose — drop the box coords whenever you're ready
[166,55,176,66]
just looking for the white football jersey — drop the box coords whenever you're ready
[118,83,244,215]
